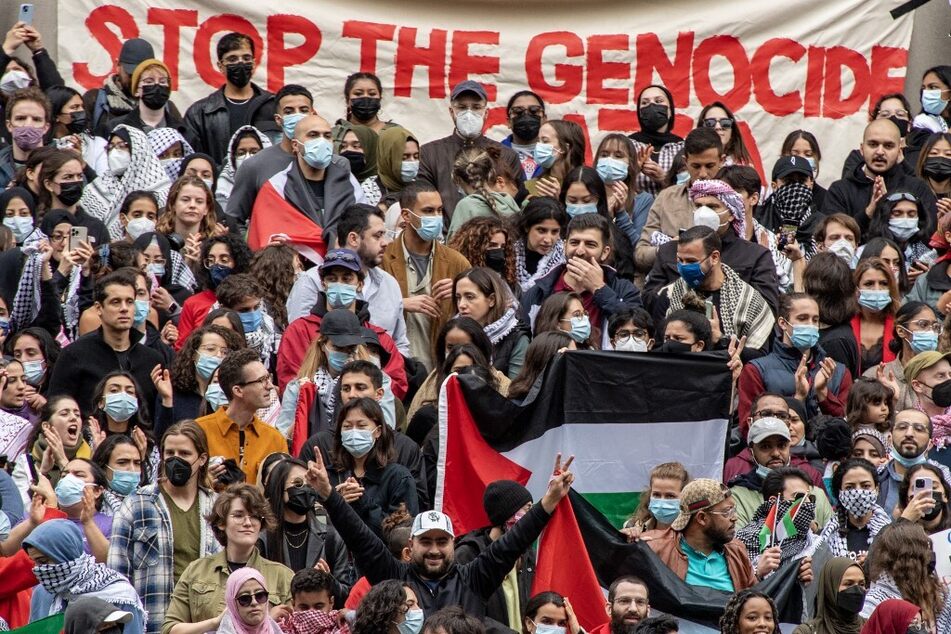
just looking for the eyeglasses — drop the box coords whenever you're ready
[877,109,910,120]
[140,78,170,87]
[198,345,231,356]
[702,117,734,129]
[614,328,648,341]
[510,106,544,117]
[753,410,790,422]
[704,507,737,519]
[50,232,69,243]
[237,374,271,388]
[228,511,264,524]
[894,421,929,433]
[886,192,918,203]
[236,590,269,607]
[902,320,944,334]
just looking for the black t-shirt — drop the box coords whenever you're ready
[525,249,542,275]
[845,520,872,557]
[307,178,325,212]
[225,98,252,137]
[284,519,309,571]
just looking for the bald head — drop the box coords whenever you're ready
[294,113,332,142]
[861,118,902,175]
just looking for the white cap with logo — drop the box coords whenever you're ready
[411,511,455,538]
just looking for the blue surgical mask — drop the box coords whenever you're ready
[411,212,443,242]
[54,473,89,507]
[858,289,892,312]
[341,429,376,457]
[648,498,681,525]
[148,262,166,278]
[401,160,419,183]
[675,171,690,185]
[398,609,425,634]
[195,354,222,381]
[568,315,591,343]
[110,469,140,496]
[239,309,263,333]
[104,392,139,422]
[533,142,557,169]
[22,360,45,385]
[208,264,232,289]
[805,156,817,175]
[888,217,919,241]
[133,299,149,326]
[755,464,772,478]
[327,349,351,373]
[565,202,598,218]
[326,283,358,308]
[301,138,332,169]
[3,216,33,242]
[789,324,820,350]
[596,157,628,183]
[922,89,949,116]
[910,330,939,353]
[677,260,708,289]
[0,318,9,338]
[891,449,927,468]
[205,383,228,410]
[282,112,304,139]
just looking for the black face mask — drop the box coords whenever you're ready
[931,378,951,408]
[66,111,87,134]
[907,627,928,634]
[923,156,951,182]
[164,456,193,487]
[923,492,944,522]
[350,97,381,122]
[638,103,669,133]
[655,340,693,354]
[888,115,910,138]
[835,585,866,615]
[286,485,318,515]
[484,248,506,274]
[57,180,85,207]
[340,150,366,176]
[512,114,542,142]
[225,62,253,89]
[141,84,171,110]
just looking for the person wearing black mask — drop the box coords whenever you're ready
[183,32,278,167]
[107,420,220,634]
[46,85,108,177]
[108,58,187,139]
[791,557,866,634]
[916,132,951,221]
[628,84,684,196]
[502,90,547,180]
[331,71,398,138]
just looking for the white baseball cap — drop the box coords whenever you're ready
[748,417,791,445]
[411,511,455,538]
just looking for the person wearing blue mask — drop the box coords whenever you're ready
[196,348,286,485]
[214,272,277,369]
[225,84,314,226]
[908,66,951,147]
[876,408,951,515]
[621,462,688,541]
[90,434,143,513]
[89,371,158,484]
[738,293,850,434]
[382,183,471,371]
[52,458,112,562]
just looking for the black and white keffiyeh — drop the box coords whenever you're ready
[515,238,565,292]
[771,183,813,226]
[215,125,272,207]
[34,553,125,597]
[81,124,171,240]
[147,128,194,184]
[736,496,815,565]
[482,306,519,345]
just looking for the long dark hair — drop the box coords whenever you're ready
[860,237,910,295]
[697,101,752,165]
[830,458,878,538]
[515,197,566,241]
[508,331,573,400]
[91,434,144,487]
[433,317,493,370]
[867,192,931,247]
[522,592,566,634]
[4,327,61,393]
[264,457,310,567]
[352,580,408,634]
[897,463,951,534]
[559,165,609,218]
[89,371,156,474]
[330,398,395,472]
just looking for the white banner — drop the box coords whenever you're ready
[931,527,951,589]
[56,0,914,184]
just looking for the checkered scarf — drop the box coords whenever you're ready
[147,128,194,183]
[514,238,565,291]
[689,179,747,239]
[736,496,815,564]
[10,240,42,332]
[279,610,350,634]
[33,553,126,597]
[772,183,814,226]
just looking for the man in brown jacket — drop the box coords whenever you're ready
[642,478,760,593]
[381,183,470,371]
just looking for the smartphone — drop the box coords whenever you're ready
[778,223,797,249]
[913,476,934,497]
[69,226,88,252]
[917,249,939,269]
[25,453,38,486]
[704,299,714,320]
[18,4,33,26]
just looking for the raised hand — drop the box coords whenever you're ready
[793,354,810,401]
[43,424,67,470]
[306,448,333,499]
[87,416,106,449]
[541,453,575,513]
[151,364,173,404]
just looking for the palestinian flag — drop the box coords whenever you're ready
[758,496,802,552]
[248,165,326,264]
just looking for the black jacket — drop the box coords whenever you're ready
[824,162,937,237]
[47,327,163,419]
[455,528,535,628]
[643,227,780,314]
[818,321,860,381]
[183,83,278,167]
[321,489,552,618]
[492,321,530,379]
[520,264,642,331]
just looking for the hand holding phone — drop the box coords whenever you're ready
[18,4,34,26]
[68,226,88,252]
[25,453,39,485]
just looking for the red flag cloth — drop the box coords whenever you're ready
[437,376,531,536]
[290,380,317,457]
[532,497,610,632]
[248,180,326,264]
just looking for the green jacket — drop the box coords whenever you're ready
[730,483,834,534]
[447,192,520,239]
[161,547,293,633]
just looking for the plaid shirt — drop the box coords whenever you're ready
[107,484,219,634]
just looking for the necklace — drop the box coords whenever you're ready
[225,94,251,105]
[284,526,308,549]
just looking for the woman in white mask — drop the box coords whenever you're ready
[522,591,583,634]
[1,186,36,245]
[865,191,933,283]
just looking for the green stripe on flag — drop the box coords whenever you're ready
[12,613,64,633]
[582,492,640,529]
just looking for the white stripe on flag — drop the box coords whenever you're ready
[501,420,728,499]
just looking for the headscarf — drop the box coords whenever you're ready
[38,209,76,238]
[64,596,132,634]
[860,598,919,634]
[771,182,814,226]
[147,128,195,184]
[689,178,747,239]
[81,124,171,240]
[377,126,415,192]
[217,126,273,205]
[0,186,37,220]
[179,152,219,187]
[629,84,683,148]
[222,567,281,634]
[342,124,379,181]
[132,231,196,293]
[801,557,865,634]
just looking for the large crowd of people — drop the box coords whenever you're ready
[0,16,949,634]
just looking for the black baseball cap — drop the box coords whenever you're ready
[320,309,364,347]
[118,38,155,75]
[450,80,487,102]
[772,155,813,181]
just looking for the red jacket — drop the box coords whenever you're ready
[173,289,217,351]
[277,301,407,399]
[723,448,823,486]
[0,507,64,629]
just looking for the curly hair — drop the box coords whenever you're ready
[196,235,254,291]
[718,589,779,634]
[171,325,247,393]
[155,175,217,237]
[869,521,946,625]
[206,483,277,546]
[250,245,298,330]
[448,216,517,288]
[352,579,410,634]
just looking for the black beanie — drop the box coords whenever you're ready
[483,480,532,527]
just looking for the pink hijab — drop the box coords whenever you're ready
[225,568,280,634]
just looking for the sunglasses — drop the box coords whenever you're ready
[702,117,734,129]
[886,192,918,203]
[236,590,269,607]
